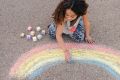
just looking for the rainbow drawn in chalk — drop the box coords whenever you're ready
[9,43,120,80]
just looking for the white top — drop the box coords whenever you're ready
[63,16,81,34]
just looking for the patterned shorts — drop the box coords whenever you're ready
[48,18,85,42]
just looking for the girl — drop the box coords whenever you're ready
[48,0,94,62]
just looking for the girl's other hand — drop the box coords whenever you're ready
[85,35,95,44]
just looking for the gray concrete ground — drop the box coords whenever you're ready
[0,0,120,80]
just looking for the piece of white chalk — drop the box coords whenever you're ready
[37,34,42,40]
[36,26,41,32]
[20,33,25,38]
[41,30,46,35]
[32,36,37,42]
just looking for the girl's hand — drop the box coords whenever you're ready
[63,49,71,63]
[85,35,95,44]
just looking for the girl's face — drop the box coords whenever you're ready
[65,9,77,21]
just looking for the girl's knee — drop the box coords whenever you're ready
[48,22,56,39]
[71,32,85,42]
[74,37,84,42]
[48,30,56,39]
[50,34,56,39]
[48,22,56,30]
[73,37,84,42]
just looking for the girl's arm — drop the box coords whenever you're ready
[56,23,70,62]
[82,13,90,37]
[56,23,67,51]
[82,13,95,43]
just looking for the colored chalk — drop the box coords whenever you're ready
[9,43,120,80]
[30,31,35,36]
[20,33,25,38]
[26,35,32,40]
[32,36,37,42]
[27,26,32,31]
[37,34,42,40]
[41,30,45,35]
[36,26,41,32]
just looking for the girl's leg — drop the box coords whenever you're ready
[48,22,56,39]
[70,18,85,42]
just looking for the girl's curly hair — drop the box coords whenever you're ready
[52,0,88,24]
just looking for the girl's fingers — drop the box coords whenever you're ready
[64,50,71,63]
[86,39,95,44]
